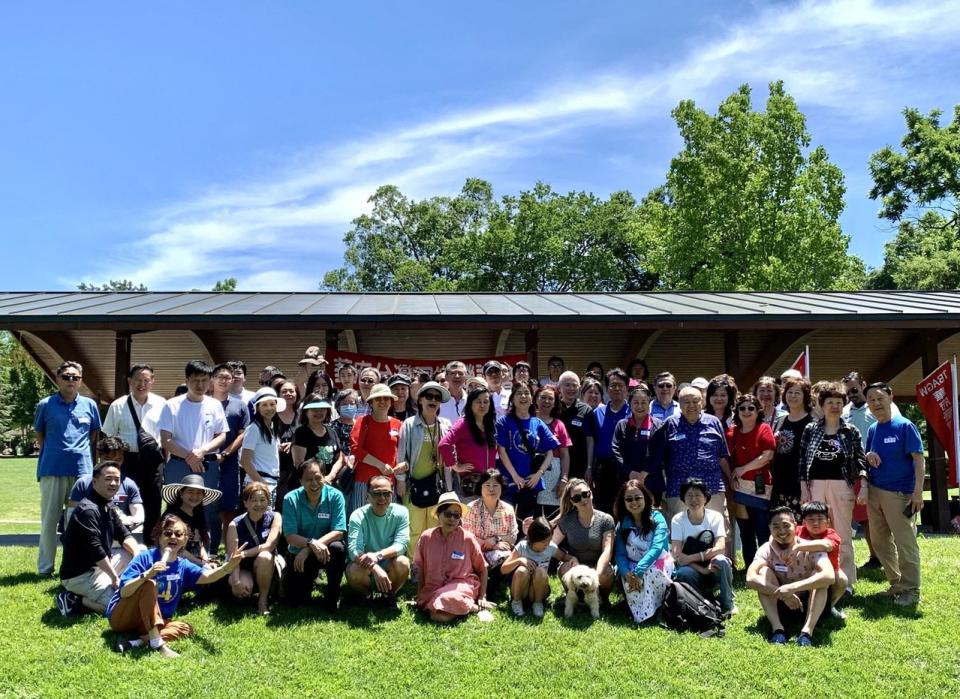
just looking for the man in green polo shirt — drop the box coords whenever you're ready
[346,475,411,608]
[281,459,346,611]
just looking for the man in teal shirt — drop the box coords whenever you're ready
[346,475,411,607]
[281,459,346,611]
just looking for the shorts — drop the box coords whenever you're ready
[776,589,830,628]
[61,553,122,608]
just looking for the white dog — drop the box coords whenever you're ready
[561,564,600,619]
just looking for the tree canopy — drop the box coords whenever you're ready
[0,332,52,447]
[76,279,147,292]
[323,82,865,293]
[868,105,960,290]
[212,278,238,292]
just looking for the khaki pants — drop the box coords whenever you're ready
[38,476,74,575]
[665,493,730,537]
[867,487,921,594]
[62,553,124,609]
[809,480,856,587]
[109,579,193,643]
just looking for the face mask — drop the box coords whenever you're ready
[339,405,358,418]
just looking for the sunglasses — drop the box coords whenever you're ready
[359,378,377,385]
[438,509,462,519]
[161,529,186,539]
[656,383,674,389]
[370,490,392,500]
[422,392,443,401]
[624,495,644,504]
[61,374,82,381]
[738,405,757,413]
[570,490,592,504]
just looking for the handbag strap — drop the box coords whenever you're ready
[126,394,144,432]
[242,513,263,546]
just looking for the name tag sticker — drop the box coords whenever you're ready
[571,419,583,427]
[451,550,465,560]
[318,512,331,520]
[640,430,650,437]
[883,437,898,444]
[671,434,686,441]
[165,573,181,582]
[77,416,91,425]
[774,563,788,574]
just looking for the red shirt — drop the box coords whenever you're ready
[796,524,841,572]
[726,423,776,484]
[350,416,402,485]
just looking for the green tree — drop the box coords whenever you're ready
[868,105,960,289]
[0,332,52,448]
[648,81,864,291]
[212,278,238,292]
[77,279,147,291]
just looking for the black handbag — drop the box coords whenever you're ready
[409,472,442,508]
[127,395,164,471]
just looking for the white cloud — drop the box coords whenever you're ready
[89,0,960,290]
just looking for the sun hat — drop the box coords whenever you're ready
[431,491,465,519]
[302,399,333,411]
[251,386,287,413]
[416,381,450,403]
[366,383,398,402]
[691,377,709,391]
[298,346,327,367]
[161,473,222,506]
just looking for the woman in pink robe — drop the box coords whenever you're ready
[414,493,489,623]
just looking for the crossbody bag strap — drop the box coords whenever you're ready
[242,513,263,546]
[126,394,143,431]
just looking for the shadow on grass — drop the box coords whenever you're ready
[742,603,845,647]
[0,571,55,588]
[844,592,922,621]
[39,605,90,629]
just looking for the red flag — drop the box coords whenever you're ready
[789,345,810,379]
[915,359,959,488]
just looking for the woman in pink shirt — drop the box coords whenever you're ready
[439,386,497,502]
[414,493,489,623]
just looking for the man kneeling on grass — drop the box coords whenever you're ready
[746,506,835,647]
[57,461,142,616]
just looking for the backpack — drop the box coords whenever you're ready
[660,581,725,637]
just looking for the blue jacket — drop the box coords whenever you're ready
[615,510,669,578]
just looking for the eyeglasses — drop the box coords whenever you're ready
[61,374,82,381]
[422,392,443,401]
[624,496,644,504]
[438,509,462,519]
[359,378,376,385]
[161,529,186,539]
[656,383,674,389]
[737,405,757,413]
[370,490,393,500]
[570,490,592,504]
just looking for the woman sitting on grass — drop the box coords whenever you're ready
[225,482,283,615]
[107,513,245,658]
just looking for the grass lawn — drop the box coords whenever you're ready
[0,458,39,534]
[1,538,959,698]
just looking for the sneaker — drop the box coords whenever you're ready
[894,591,920,607]
[723,606,739,619]
[532,602,545,618]
[830,606,847,620]
[860,556,882,570]
[113,639,133,654]
[381,595,399,611]
[768,629,787,645]
[796,632,813,647]
[879,586,902,598]
[511,601,525,617]
[55,590,82,617]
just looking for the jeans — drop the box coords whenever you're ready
[164,456,222,552]
[673,555,735,613]
[736,506,770,568]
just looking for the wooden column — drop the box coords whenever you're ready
[114,331,132,400]
[723,330,740,378]
[921,330,951,532]
[525,329,539,377]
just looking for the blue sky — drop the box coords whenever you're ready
[1,0,958,291]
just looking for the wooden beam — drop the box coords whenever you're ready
[495,329,511,357]
[621,330,656,369]
[13,331,57,385]
[872,329,957,384]
[723,330,741,378]
[29,330,112,404]
[921,331,951,532]
[190,330,219,365]
[114,332,132,399]
[740,330,812,389]
[325,329,341,354]
[525,329,539,376]
[343,329,358,353]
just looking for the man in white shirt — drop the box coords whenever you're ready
[483,361,509,417]
[159,360,227,546]
[439,361,468,423]
[101,363,166,539]
[228,360,257,405]
[539,356,565,387]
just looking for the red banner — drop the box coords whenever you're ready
[326,349,527,382]
[915,359,959,487]
[789,345,810,379]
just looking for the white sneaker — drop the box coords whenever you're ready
[511,600,525,617]
[532,602,545,618]
[830,606,847,620]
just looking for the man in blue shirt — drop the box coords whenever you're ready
[863,382,924,606]
[650,386,731,526]
[650,372,679,421]
[34,361,102,576]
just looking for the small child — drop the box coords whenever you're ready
[795,500,847,618]
[501,517,570,618]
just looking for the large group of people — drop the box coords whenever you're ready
[35,349,927,655]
